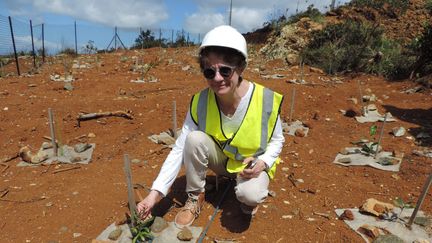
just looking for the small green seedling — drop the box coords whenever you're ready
[393,197,414,220]
[131,210,154,243]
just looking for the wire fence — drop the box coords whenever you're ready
[0,14,202,76]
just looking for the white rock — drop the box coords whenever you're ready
[392,127,406,137]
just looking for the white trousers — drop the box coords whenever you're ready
[183,131,269,207]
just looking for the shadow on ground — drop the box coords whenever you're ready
[383,105,432,147]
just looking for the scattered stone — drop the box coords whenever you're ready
[391,174,400,180]
[339,209,354,220]
[108,228,122,240]
[359,224,380,239]
[391,127,406,137]
[64,82,74,91]
[281,167,289,172]
[88,133,96,138]
[359,198,394,217]
[347,97,358,105]
[337,157,352,163]
[373,234,404,243]
[42,142,53,149]
[282,215,293,219]
[151,216,168,233]
[73,233,82,238]
[181,65,191,71]
[309,66,324,74]
[177,227,193,241]
[131,159,141,164]
[414,217,431,227]
[28,84,37,87]
[74,143,91,153]
[295,128,305,137]
[268,190,277,197]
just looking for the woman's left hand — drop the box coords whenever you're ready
[239,157,267,179]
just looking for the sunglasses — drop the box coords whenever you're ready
[203,65,236,79]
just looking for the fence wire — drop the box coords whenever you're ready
[0,14,202,76]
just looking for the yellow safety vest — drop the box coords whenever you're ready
[190,82,283,179]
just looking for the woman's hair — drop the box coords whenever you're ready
[199,46,247,71]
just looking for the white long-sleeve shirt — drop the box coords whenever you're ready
[151,83,285,196]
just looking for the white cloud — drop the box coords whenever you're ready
[4,0,169,28]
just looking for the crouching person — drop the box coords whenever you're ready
[137,25,285,228]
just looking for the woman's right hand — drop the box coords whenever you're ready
[136,190,163,219]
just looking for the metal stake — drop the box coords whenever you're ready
[289,88,296,122]
[406,173,432,228]
[124,154,137,225]
[374,113,387,159]
[48,108,58,156]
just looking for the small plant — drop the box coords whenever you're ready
[287,4,324,24]
[82,40,98,54]
[393,197,414,220]
[130,211,154,243]
[360,125,378,156]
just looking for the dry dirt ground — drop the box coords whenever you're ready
[0,47,431,242]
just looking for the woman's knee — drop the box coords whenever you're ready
[235,184,268,206]
[184,131,209,150]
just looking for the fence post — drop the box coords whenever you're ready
[8,16,20,76]
[114,27,117,50]
[171,29,174,46]
[74,21,78,55]
[42,23,45,63]
[30,20,36,68]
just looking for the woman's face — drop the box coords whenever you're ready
[203,52,242,97]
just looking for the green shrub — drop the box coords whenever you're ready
[426,0,432,14]
[288,5,324,24]
[365,39,415,80]
[301,21,383,74]
[59,47,76,56]
[409,24,432,77]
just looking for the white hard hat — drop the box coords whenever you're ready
[199,25,247,61]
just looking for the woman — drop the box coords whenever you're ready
[137,25,284,228]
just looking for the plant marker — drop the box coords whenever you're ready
[406,173,432,229]
[48,108,58,156]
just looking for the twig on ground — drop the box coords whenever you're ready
[76,110,133,127]
[288,173,298,187]
[52,166,80,174]
[313,212,331,220]
[0,153,19,163]
[367,191,389,196]
[0,196,46,203]
[0,163,9,173]
[1,188,9,198]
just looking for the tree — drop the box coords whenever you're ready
[132,29,165,49]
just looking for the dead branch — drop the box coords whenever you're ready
[0,189,9,198]
[52,166,81,174]
[0,163,9,173]
[0,153,19,163]
[288,173,298,188]
[313,212,331,220]
[77,110,133,126]
[0,196,46,203]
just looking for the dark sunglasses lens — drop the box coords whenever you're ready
[219,67,233,78]
[203,68,216,79]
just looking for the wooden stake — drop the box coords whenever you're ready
[406,173,432,229]
[124,154,137,225]
[172,100,177,138]
[289,88,296,122]
[357,80,364,109]
[48,108,58,157]
[374,113,387,159]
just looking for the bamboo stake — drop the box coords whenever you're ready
[357,80,364,110]
[374,113,388,159]
[406,173,432,229]
[289,88,296,122]
[48,108,58,157]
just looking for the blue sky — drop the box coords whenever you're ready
[0,0,351,54]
